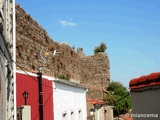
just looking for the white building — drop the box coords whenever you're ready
[0,0,16,120]
[129,72,160,120]
[16,69,88,120]
[53,79,88,120]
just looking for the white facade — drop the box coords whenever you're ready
[131,86,160,120]
[21,105,31,120]
[53,79,87,120]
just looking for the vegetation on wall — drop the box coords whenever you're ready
[58,75,69,80]
[94,42,107,54]
[104,81,131,116]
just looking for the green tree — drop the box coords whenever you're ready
[94,42,107,54]
[104,81,131,116]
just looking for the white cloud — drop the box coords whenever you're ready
[60,20,77,26]
[67,17,73,21]
[131,68,143,77]
[135,68,142,73]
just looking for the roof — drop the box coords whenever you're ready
[16,69,87,89]
[129,72,160,90]
[119,115,132,120]
[86,98,104,105]
[54,79,88,89]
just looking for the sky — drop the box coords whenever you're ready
[15,0,160,88]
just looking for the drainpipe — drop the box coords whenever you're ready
[13,0,17,119]
[38,67,43,120]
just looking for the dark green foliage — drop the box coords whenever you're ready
[94,42,107,54]
[58,75,69,80]
[104,81,131,116]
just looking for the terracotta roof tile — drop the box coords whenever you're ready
[129,78,139,87]
[139,75,148,82]
[148,72,160,80]
[119,115,132,120]
[86,98,104,104]
[129,72,160,90]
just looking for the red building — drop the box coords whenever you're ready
[16,71,54,120]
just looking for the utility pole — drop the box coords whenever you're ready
[38,67,43,120]
[37,47,47,120]
[38,47,60,120]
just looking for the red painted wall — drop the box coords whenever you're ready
[16,72,54,120]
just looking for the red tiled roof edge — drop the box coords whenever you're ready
[129,72,160,90]
[119,115,132,120]
[86,98,105,104]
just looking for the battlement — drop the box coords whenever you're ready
[77,47,85,58]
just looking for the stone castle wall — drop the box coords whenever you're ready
[16,4,110,100]
[16,4,82,82]
[81,53,110,99]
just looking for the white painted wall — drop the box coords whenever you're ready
[131,86,160,120]
[21,105,31,120]
[53,81,87,120]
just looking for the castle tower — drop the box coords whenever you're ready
[77,47,85,58]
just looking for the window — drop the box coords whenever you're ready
[70,111,74,120]
[62,112,68,120]
[78,110,82,120]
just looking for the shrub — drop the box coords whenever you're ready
[58,75,69,80]
[94,42,107,54]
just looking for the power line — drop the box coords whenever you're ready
[12,60,53,89]
[1,44,54,119]
[1,46,53,89]
[33,91,53,120]
[13,59,54,120]
[114,93,131,105]
[12,60,38,82]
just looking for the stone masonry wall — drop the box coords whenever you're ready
[81,53,110,100]
[16,4,110,101]
[16,4,82,82]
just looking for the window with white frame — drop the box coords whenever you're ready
[78,110,82,120]
[70,111,74,120]
[62,112,68,120]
